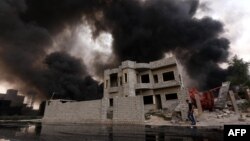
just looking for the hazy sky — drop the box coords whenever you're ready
[197,0,250,62]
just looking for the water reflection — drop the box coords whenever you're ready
[0,122,223,141]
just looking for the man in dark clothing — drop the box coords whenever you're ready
[186,99,196,125]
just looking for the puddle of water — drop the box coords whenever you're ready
[0,122,223,141]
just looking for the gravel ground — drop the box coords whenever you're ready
[145,110,250,129]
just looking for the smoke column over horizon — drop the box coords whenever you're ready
[0,0,230,100]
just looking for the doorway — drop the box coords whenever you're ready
[155,95,162,109]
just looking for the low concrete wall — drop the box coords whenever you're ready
[144,104,155,113]
[161,99,179,112]
[42,99,105,123]
[113,96,145,124]
[42,97,145,124]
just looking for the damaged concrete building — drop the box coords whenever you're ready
[43,57,188,124]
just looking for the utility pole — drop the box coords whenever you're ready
[50,92,56,100]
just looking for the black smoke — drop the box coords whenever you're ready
[100,0,229,89]
[0,0,230,100]
[40,52,103,100]
[0,0,103,100]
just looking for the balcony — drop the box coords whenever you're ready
[153,81,181,89]
[135,83,153,90]
[135,63,150,70]
[108,87,119,93]
[150,57,176,69]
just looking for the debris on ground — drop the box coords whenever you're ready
[145,99,250,126]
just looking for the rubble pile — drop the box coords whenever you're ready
[145,109,173,121]
[215,109,235,119]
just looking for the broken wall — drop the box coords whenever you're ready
[42,99,108,123]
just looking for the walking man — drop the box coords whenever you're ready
[186,99,196,125]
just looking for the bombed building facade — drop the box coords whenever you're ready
[0,89,41,116]
[43,57,188,124]
[0,89,25,115]
[104,56,186,115]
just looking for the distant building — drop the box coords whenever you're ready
[0,89,25,107]
[0,89,39,116]
[3,89,24,107]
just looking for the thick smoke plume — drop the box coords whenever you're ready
[0,0,230,101]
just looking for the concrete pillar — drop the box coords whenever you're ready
[229,90,239,114]
[194,94,203,116]
[179,88,189,120]
[103,70,110,98]
[101,98,109,121]
[149,70,154,84]
[215,81,230,109]
[122,68,137,97]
